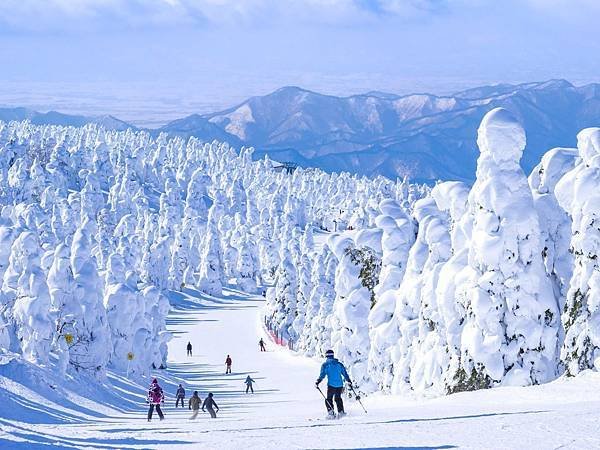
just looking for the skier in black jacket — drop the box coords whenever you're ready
[175,384,185,407]
[202,392,219,418]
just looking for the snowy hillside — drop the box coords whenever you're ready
[1,107,600,448]
[4,285,600,449]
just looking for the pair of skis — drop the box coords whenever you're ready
[315,384,367,414]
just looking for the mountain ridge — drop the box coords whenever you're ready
[2,79,599,183]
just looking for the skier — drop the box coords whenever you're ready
[258,338,266,352]
[202,392,219,418]
[245,375,255,393]
[188,391,202,419]
[147,378,165,421]
[187,341,192,357]
[225,355,232,374]
[315,349,352,418]
[175,384,185,408]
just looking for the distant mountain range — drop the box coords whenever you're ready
[3,79,599,183]
[0,107,132,131]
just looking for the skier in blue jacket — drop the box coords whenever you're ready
[315,349,352,417]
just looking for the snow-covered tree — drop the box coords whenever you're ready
[237,238,259,293]
[47,243,79,374]
[367,199,415,391]
[11,231,53,364]
[265,247,298,341]
[70,222,111,375]
[330,235,381,392]
[292,254,312,340]
[446,108,560,392]
[555,128,600,375]
[529,148,578,307]
[198,215,224,296]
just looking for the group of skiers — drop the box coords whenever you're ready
[148,337,354,421]
[147,379,220,421]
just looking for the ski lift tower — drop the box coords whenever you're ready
[273,161,298,175]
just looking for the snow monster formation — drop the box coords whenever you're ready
[555,127,600,375]
[1,109,599,398]
[444,108,560,391]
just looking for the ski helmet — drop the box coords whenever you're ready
[325,349,334,358]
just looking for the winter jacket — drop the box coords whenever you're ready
[148,382,165,405]
[245,376,255,386]
[225,357,232,366]
[202,396,219,411]
[176,387,185,398]
[189,395,201,410]
[317,357,351,388]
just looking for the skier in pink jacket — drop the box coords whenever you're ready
[147,378,165,421]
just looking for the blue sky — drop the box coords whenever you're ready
[0,0,599,124]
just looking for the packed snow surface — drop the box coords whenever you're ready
[2,286,600,449]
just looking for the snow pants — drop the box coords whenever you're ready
[148,404,164,420]
[326,386,344,414]
[187,349,192,356]
[176,396,185,407]
[190,408,200,420]
[226,365,231,374]
[206,407,217,418]
[260,344,266,352]
[246,384,254,393]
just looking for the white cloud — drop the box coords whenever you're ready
[0,0,453,33]
[0,0,597,39]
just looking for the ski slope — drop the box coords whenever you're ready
[2,286,600,449]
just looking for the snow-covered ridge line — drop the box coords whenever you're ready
[265,108,600,397]
[0,119,426,382]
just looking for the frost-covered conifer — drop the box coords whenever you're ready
[298,249,327,355]
[292,254,312,340]
[198,214,224,296]
[70,222,111,375]
[11,232,53,364]
[265,247,298,340]
[447,108,559,391]
[529,148,578,306]
[103,252,146,373]
[389,196,452,394]
[555,128,600,374]
[330,235,381,392]
[237,238,259,293]
[47,243,79,374]
[367,200,415,391]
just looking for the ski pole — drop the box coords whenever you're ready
[315,385,334,411]
[348,383,367,414]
